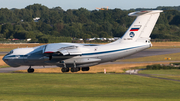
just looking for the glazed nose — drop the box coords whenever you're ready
[2,56,7,62]
[2,56,5,61]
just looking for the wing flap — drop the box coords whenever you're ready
[59,50,69,55]
[57,45,82,56]
[44,44,82,56]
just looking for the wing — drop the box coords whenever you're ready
[43,43,82,56]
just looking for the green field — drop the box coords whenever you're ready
[0,73,180,101]
[0,48,14,52]
[0,65,10,68]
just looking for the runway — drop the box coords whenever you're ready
[0,52,8,55]
[1,48,180,73]
[1,48,180,58]
[0,66,57,73]
[123,48,180,59]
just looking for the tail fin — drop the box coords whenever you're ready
[120,10,163,42]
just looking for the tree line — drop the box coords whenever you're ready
[1,4,180,43]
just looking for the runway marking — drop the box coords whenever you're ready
[135,73,180,82]
[106,73,180,82]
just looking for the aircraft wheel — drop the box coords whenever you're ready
[71,68,78,72]
[61,68,69,72]
[77,67,80,71]
[27,68,34,73]
[82,67,89,71]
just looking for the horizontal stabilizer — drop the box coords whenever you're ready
[128,10,163,16]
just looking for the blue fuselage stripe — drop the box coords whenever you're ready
[82,45,146,56]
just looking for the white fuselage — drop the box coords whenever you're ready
[3,40,151,68]
[2,10,162,71]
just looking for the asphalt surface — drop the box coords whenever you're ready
[135,74,180,82]
[113,73,180,82]
[0,66,57,73]
[1,48,180,73]
[0,52,8,55]
[123,48,180,59]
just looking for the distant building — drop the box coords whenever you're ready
[79,38,83,41]
[12,38,19,41]
[108,38,115,41]
[33,17,40,22]
[114,37,119,40]
[87,38,95,41]
[27,38,31,42]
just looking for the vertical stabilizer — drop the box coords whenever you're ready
[120,10,163,42]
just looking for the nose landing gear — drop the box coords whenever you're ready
[27,66,34,73]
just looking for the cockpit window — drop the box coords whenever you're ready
[6,50,13,55]
[84,44,99,46]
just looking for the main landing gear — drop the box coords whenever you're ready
[61,62,89,73]
[61,67,80,73]
[27,66,34,73]
[61,67,69,72]
[71,67,80,72]
[82,67,89,71]
[61,67,89,73]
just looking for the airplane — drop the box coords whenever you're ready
[3,10,163,73]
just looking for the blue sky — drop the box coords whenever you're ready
[0,0,180,10]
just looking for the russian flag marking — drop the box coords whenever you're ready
[130,28,140,31]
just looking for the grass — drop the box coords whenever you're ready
[0,65,10,68]
[1,42,180,100]
[0,73,180,101]
[151,42,180,46]
[0,43,44,52]
[118,52,180,62]
[0,56,6,66]
[0,48,14,52]
[150,42,180,49]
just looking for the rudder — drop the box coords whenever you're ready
[120,10,163,42]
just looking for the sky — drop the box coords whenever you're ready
[0,0,180,10]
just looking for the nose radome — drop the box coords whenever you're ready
[2,56,5,61]
[2,56,20,67]
[2,56,7,62]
